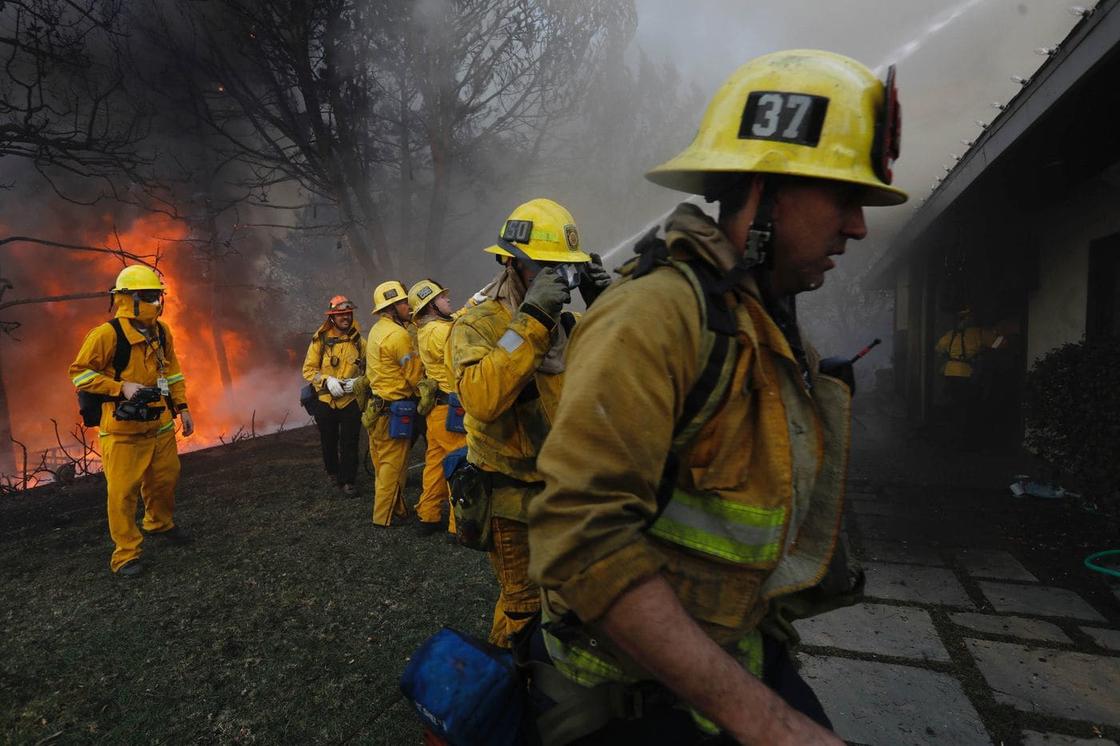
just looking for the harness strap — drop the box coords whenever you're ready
[108,319,131,381]
[531,662,677,746]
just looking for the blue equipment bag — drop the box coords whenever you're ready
[388,400,417,439]
[445,392,467,433]
[299,383,323,419]
[400,627,525,746]
[442,446,469,481]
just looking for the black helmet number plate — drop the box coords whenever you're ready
[501,220,533,244]
[739,91,828,147]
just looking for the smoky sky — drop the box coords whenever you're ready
[631,0,1084,265]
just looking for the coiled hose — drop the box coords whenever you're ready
[1084,550,1120,579]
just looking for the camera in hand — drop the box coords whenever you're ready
[113,386,165,422]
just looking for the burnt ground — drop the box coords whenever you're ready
[0,426,496,744]
[1,402,1118,745]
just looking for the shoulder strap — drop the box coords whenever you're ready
[623,231,742,515]
[156,321,167,349]
[108,318,131,381]
[668,258,738,451]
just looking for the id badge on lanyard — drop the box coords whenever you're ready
[157,377,170,396]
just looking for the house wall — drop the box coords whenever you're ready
[1027,178,1120,364]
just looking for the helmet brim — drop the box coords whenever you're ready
[645,164,908,207]
[482,243,594,263]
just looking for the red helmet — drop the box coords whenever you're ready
[326,295,356,315]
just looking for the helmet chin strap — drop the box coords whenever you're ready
[496,237,542,275]
[717,179,777,293]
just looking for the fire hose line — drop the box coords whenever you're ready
[1084,550,1120,579]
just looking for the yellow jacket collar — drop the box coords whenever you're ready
[663,203,765,302]
[663,202,805,369]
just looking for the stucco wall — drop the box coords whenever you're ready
[1027,179,1120,365]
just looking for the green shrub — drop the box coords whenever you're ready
[1023,337,1120,513]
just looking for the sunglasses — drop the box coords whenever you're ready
[135,290,164,303]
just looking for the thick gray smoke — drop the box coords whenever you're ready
[622,0,1084,371]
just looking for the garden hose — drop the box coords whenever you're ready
[1084,550,1120,579]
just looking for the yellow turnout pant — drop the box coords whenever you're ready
[369,414,409,526]
[103,428,180,572]
[487,516,540,648]
[416,404,465,532]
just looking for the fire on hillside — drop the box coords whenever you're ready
[0,212,304,486]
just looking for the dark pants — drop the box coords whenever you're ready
[315,400,361,485]
[563,636,832,746]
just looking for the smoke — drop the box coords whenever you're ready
[0,0,1088,474]
[624,0,1084,368]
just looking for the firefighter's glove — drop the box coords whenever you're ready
[521,268,570,323]
[819,356,855,396]
[417,378,438,417]
[180,410,195,437]
[579,253,611,308]
[325,376,345,398]
[341,377,359,394]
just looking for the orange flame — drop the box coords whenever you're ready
[2,211,302,480]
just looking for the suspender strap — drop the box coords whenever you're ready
[108,318,131,381]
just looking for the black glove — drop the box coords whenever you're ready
[819,356,855,395]
[521,267,570,324]
[578,253,612,307]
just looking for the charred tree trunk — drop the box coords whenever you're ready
[206,218,235,404]
[425,138,451,269]
[0,342,16,475]
[398,57,414,256]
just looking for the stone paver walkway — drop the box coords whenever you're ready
[793,482,1120,746]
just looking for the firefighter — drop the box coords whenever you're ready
[366,280,422,526]
[69,265,194,577]
[934,308,1001,444]
[302,295,365,495]
[527,50,907,744]
[447,197,611,648]
[408,279,466,537]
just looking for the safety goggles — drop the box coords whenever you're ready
[550,263,583,290]
[329,300,356,313]
[134,290,164,304]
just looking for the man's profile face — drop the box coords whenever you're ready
[433,291,453,316]
[394,299,411,321]
[770,180,867,295]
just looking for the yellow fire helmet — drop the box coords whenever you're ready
[407,279,447,317]
[112,265,166,292]
[483,198,592,264]
[372,280,408,313]
[646,49,907,206]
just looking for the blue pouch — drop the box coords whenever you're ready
[442,446,469,481]
[299,383,322,419]
[400,627,525,746]
[445,392,467,434]
[388,400,417,439]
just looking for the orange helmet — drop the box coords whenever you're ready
[326,295,356,315]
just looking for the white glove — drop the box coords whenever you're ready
[325,376,345,398]
[341,378,357,394]
[180,410,195,437]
